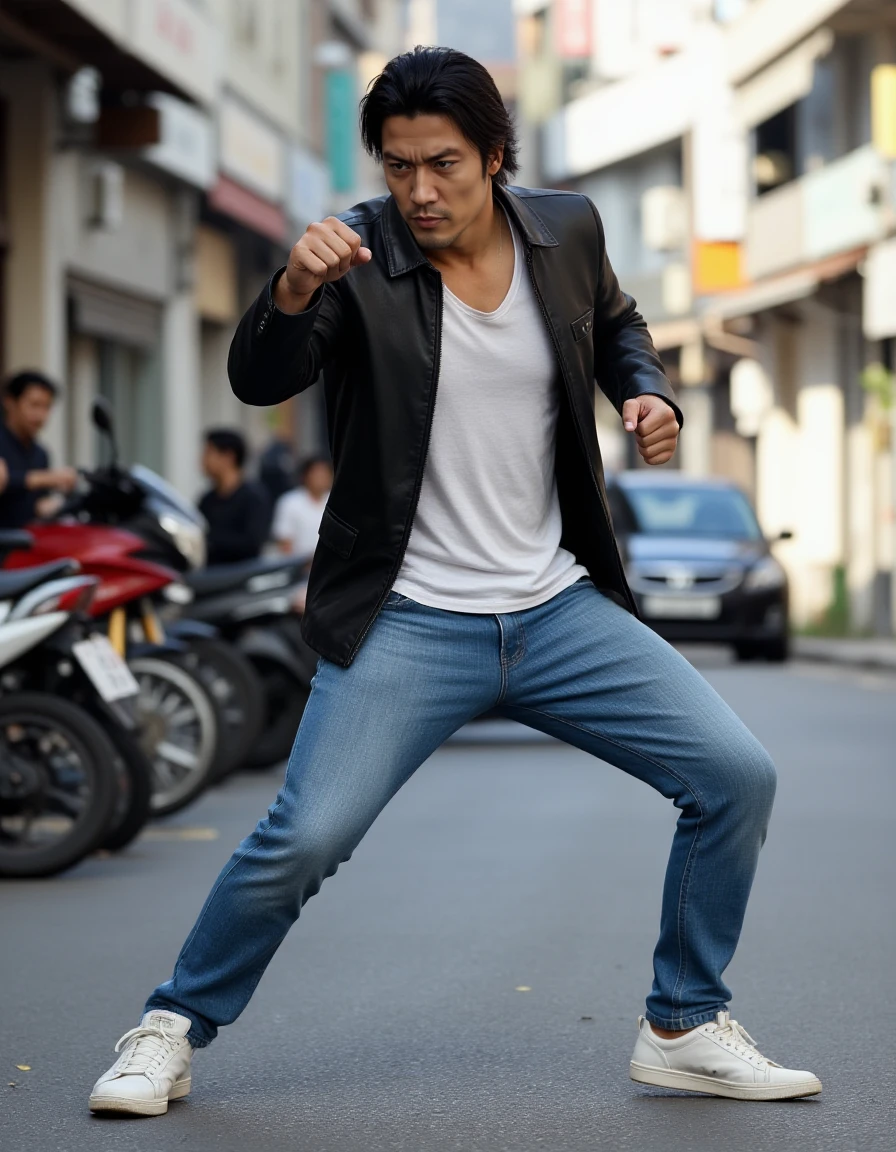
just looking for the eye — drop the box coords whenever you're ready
[388,162,409,172]
[434,160,454,170]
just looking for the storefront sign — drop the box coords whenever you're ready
[142,93,215,189]
[127,0,222,107]
[556,0,593,59]
[219,96,284,203]
[326,70,356,194]
[287,145,329,227]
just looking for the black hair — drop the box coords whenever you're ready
[3,370,59,400]
[360,47,519,187]
[298,454,332,483]
[205,428,247,469]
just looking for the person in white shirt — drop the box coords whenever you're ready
[272,456,333,560]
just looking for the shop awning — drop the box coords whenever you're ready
[702,246,866,322]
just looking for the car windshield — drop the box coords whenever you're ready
[623,486,762,540]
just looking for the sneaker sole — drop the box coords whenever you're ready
[630,1062,821,1101]
[89,1076,191,1116]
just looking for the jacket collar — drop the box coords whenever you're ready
[382,185,559,278]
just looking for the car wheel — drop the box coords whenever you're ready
[761,636,790,663]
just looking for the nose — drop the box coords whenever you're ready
[409,169,437,207]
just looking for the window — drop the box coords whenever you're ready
[622,486,762,539]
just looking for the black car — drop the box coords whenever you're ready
[606,472,791,661]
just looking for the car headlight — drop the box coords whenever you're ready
[159,512,206,570]
[744,557,786,591]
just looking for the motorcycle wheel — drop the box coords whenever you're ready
[99,724,155,852]
[0,693,120,878]
[242,656,310,769]
[129,653,220,818]
[185,638,266,779]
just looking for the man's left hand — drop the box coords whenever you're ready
[621,395,680,466]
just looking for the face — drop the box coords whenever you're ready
[202,443,229,482]
[381,114,503,250]
[304,461,332,498]
[4,385,55,440]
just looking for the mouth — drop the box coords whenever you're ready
[411,215,446,229]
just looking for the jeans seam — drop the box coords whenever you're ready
[506,618,527,671]
[508,702,707,1022]
[495,615,509,704]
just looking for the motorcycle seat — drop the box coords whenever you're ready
[186,557,304,597]
[0,559,81,600]
[0,530,34,554]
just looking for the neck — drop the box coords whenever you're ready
[215,471,243,496]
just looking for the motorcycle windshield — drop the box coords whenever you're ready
[130,464,206,528]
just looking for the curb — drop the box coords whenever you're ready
[793,638,896,673]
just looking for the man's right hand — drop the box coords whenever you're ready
[274,217,372,315]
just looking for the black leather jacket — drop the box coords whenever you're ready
[229,185,682,667]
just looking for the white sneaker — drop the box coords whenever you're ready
[630,1012,822,1101]
[89,1009,193,1116]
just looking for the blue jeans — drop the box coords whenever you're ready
[147,580,776,1046]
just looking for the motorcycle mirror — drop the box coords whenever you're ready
[91,396,120,467]
[91,396,115,434]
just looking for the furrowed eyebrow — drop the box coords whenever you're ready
[382,150,462,164]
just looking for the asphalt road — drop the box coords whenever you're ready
[2,653,894,1152]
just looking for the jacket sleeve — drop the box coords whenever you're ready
[587,200,683,428]
[228,269,345,407]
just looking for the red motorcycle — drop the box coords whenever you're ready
[4,519,221,817]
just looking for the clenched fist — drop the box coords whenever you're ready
[275,217,372,314]
[621,395,680,466]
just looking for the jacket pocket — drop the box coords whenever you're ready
[318,506,358,560]
[570,308,594,343]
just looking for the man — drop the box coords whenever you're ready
[90,49,819,1116]
[272,455,333,559]
[0,371,77,528]
[198,429,270,565]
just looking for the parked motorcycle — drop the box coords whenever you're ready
[77,398,313,769]
[0,540,151,876]
[168,560,316,767]
[3,469,224,816]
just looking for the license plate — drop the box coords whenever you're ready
[643,595,722,620]
[72,635,140,702]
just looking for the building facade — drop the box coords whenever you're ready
[0,0,405,503]
[521,0,896,636]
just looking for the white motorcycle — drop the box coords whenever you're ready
[0,533,149,877]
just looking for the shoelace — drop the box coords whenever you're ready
[113,1025,181,1075]
[709,1014,779,1067]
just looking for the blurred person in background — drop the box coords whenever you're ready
[198,428,270,566]
[272,455,332,560]
[0,370,77,528]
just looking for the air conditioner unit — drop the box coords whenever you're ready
[641,185,687,252]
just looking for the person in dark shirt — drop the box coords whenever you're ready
[198,428,271,566]
[0,370,77,528]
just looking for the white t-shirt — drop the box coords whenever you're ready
[393,219,587,613]
[272,487,329,559]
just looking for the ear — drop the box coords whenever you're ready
[488,144,504,178]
